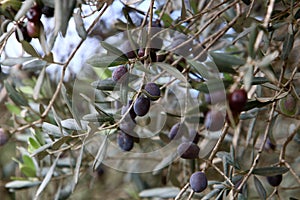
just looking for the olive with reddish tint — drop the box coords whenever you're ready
[133,97,150,116]
[117,131,134,151]
[228,89,247,112]
[204,110,225,131]
[168,122,188,140]
[112,66,128,82]
[26,4,41,22]
[26,21,41,38]
[266,174,282,187]
[144,82,160,101]
[189,172,208,193]
[177,142,200,159]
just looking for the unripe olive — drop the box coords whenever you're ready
[189,171,208,193]
[228,89,247,112]
[177,142,200,159]
[279,95,298,116]
[144,82,160,101]
[266,174,282,187]
[133,97,150,116]
[117,131,134,151]
[168,122,188,140]
[204,110,225,131]
[112,66,128,82]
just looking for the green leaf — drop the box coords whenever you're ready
[5,180,40,190]
[91,79,116,91]
[52,136,73,150]
[73,10,87,39]
[187,59,210,79]
[92,135,108,171]
[210,52,245,72]
[87,55,128,68]
[100,41,127,58]
[251,167,289,176]
[20,164,36,177]
[1,57,34,66]
[243,64,253,91]
[54,0,76,37]
[34,153,61,199]
[28,137,41,153]
[253,176,267,200]
[33,67,46,100]
[181,0,187,20]
[152,63,187,82]
[281,33,294,60]
[243,100,273,111]
[21,41,40,57]
[4,81,29,106]
[5,102,21,115]
[14,0,34,21]
[139,187,180,198]
[22,59,47,71]
[61,84,82,129]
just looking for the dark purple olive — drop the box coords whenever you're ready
[112,66,128,82]
[26,21,41,38]
[168,122,188,140]
[177,142,200,159]
[266,174,282,187]
[144,82,160,101]
[189,171,208,193]
[117,131,134,151]
[15,23,32,42]
[133,97,150,116]
[228,89,247,113]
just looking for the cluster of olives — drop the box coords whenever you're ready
[112,65,161,151]
[15,3,54,42]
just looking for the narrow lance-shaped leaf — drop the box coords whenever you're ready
[100,41,127,58]
[251,166,289,176]
[61,84,82,129]
[281,33,294,60]
[152,63,187,83]
[73,9,87,39]
[253,176,267,200]
[4,81,29,106]
[34,153,62,200]
[93,135,108,170]
[33,67,46,100]
[21,41,40,58]
[87,55,128,68]
[72,135,88,192]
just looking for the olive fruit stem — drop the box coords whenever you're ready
[175,182,189,200]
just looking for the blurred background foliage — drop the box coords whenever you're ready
[0,0,300,199]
